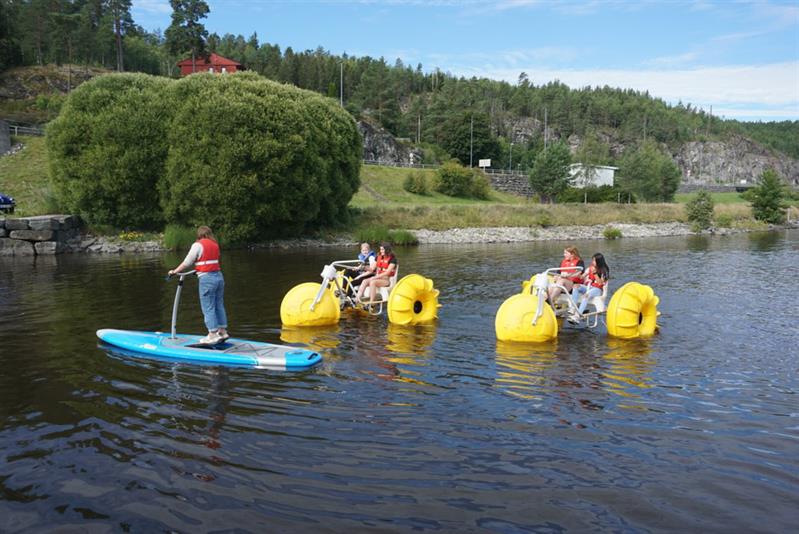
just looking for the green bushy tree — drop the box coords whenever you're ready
[403,172,429,195]
[440,112,500,167]
[434,161,490,199]
[685,190,715,230]
[160,73,361,242]
[48,71,361,242]
[47,73,172,229]
[749,169,787,224]
[529,142,572,203]
[617,141,681,202]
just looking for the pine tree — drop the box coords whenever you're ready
[165,0,209,72]
[750,169,787,224]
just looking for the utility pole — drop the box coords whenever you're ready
[340,62,343,106]
[509,142,513,173]
[643,114,647,141]
[417,114,421,144]
[469,116,474,167]
[544,107,548,150]
[707,105,712,136]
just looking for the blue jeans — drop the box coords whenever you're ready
[198,271,227,331]
[571,284,602,314]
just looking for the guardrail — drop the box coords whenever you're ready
[7,123,45,136]
[362,159,528,176]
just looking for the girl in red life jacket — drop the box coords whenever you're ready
[547,246,585,307]
[570,253,610,319]
[355,242,398,307]
[168,226,229,344]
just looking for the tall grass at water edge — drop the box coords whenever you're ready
[163,225,196,250]
[354,203,755,231]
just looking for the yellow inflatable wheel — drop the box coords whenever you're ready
[495,293,558,343]
[387,274,441,325]
[606,282,660,339]
[280,282,341,327]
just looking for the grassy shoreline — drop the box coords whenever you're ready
[2,136,796,239]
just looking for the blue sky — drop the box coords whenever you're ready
[132,0,799,121]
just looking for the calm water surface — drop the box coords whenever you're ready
[1,231,797,532]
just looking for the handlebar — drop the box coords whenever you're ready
[544,266,583,277]
[165,270,197,281]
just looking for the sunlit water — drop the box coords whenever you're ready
[1,231,797,532]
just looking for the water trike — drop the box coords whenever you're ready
[280,259,440,326]
[98,271,322,370]
[495,266,659,342]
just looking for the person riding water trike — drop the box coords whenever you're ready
[355,242,398,308]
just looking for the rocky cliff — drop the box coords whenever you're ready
[359,118,422,165]
[498,116,799,187]
[674,136,799,186]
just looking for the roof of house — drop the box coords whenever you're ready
[176,53,242,67]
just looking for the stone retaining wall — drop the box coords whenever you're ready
[488,173,533,197]
[0,215,82,256]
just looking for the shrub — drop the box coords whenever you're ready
[533,211,553,227]
[403,172,429,195]
[714,213,733,228]
[435,161,491,199]
[470,170,491,200]
[163,224,196,250]
[48,72,362,243]
[161,73,361,243]
[355,225,418,246]
[558,185,629,203]
[47,73,172,229]
[685,190,715,230]
[603,226,623,239]
[436,161,474,198]
[749,169,787,224]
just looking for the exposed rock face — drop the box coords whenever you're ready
[0,65,108,100]
[674,136,799,186]
[358,119,422,165]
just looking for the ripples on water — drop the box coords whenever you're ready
[1,231,797,531]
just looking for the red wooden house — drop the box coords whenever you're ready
[177,53,243,76]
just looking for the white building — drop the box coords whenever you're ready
[569,163,618,188]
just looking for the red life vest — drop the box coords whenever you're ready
[560,256,582,283]
[195,238,221,272]
[376,253,395,275]
[587,268,606,289]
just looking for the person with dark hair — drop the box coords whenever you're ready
[168,225,229,344]
[548,246,584,307]
[355,242,398,307]
[569,252,610,321]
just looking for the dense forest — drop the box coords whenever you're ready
[1,0,798,167]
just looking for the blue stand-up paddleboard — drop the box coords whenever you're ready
[97,271,322,370]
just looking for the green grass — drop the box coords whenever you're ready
[0,135,54,216]
[674,191,748,204]
[352,165,525,207]
[1,139,792,237]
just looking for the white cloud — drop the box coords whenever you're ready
[644,52,700,67]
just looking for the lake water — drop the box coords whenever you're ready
[1,230,797,532]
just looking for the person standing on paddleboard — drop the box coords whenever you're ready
[168,226,230,344]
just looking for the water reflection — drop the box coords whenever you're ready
[601,338,655,402]
[686,234,712,252]
[494,340,557,399]
[385,323,436,355]
[747,230,781,251]
[280,324,341,350]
